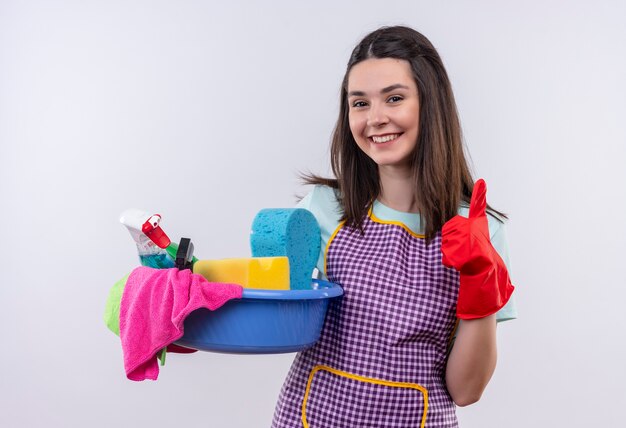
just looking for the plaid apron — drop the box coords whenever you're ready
[272,212,460,427]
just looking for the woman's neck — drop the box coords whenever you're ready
[377,166,418,213]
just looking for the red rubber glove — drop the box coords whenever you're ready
[441,179,515,320]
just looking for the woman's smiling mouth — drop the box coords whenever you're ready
[369,133,403,144]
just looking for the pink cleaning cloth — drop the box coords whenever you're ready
[119,266,243,381]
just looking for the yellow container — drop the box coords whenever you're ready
[193,256,290,290]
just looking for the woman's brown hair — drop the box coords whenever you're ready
[304,26,506,242]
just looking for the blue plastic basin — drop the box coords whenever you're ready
[175,279,343,354]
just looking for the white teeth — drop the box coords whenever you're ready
[371,134,400,143]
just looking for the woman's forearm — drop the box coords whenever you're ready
[445,314,497,407]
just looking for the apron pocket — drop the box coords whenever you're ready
[301,365,428,428]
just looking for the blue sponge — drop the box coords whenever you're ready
[250,208,321,290]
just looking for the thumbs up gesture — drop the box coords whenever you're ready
[441,179,515,320]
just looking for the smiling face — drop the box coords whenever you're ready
[347,58,420,172]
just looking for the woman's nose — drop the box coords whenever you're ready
[366,104,389,127]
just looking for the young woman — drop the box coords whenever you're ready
[272,26,516,428]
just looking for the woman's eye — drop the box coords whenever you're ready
[388,95,403,103]
[352,101,367,108]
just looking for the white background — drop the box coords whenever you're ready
[1,1,625,427]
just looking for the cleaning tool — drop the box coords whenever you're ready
[120,266,243,381]
[104,272,200,357]
[193,256,290,290]
[174,238,195,271]
[104,273,129,336]
[110,206,343,362]
[175,279,343,354]
[250,208,320,290]
[441,179,515,319]
[166,241,199,266]
[120,209,174,268]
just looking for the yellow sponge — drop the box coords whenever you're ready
[193,257,290,290]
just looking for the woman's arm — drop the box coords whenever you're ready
[445,314,497,407]
[441,180,513,406]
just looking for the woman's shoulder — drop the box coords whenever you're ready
[296,185,344,234]
[295,185,344,277]
[311,184,341,203]
[297,185,342,213]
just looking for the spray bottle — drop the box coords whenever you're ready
[119,209,175,268]
[119,209,200,364]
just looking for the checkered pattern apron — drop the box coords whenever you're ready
[272,213,460,427]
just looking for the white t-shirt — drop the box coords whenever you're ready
[297,185,518,322]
